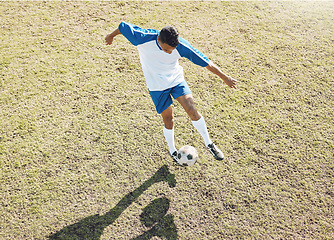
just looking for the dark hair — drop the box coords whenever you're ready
[158,26,179,47]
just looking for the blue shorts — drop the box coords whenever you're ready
[149,81,192,114]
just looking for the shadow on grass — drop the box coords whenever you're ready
[131,197,177,240]
[48,165,177,240]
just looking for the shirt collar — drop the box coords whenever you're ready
[156,38,162,50]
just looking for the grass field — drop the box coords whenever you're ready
[1,1,333,239]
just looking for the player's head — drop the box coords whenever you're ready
[158,26,179,48]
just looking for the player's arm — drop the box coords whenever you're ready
[106,22,157,47]
[206,61,238,89]
[105,28,121,45]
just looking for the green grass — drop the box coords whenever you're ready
[1,1,333,239]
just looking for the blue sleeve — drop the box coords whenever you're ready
[118,22,158,46]
[176,37,210,67]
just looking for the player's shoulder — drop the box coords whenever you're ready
[178,37,191,46]
[176,36,209,67]
[177,37,191,50]
[176,37,198,56]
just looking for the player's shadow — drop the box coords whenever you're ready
[48,165,176,240]
[131,197,177,240]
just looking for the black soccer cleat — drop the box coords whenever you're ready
[171,151,178,162]
[207,143,224,160]
[170,151,183,166]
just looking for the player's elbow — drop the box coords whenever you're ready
[206,61,218,74]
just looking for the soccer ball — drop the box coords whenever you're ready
[177,145,198,166]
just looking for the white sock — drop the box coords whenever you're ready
[192,117,212,146]
[163,126,177,155]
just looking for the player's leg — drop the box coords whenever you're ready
[176,93,224,160]
[175,93,201,121]
[160,105,174,130]
[149,89,178,161]
[161,106,177,157]
[176,94,211,145]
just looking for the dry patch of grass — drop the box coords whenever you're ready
[1,1,333,239]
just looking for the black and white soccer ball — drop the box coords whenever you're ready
[177,145,198,166]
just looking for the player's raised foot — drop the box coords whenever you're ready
[207,143,224,160]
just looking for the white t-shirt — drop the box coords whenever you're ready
[118,22,210,91]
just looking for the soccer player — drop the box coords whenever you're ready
[105,22,237,162]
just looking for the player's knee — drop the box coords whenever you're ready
[187,106,201,121]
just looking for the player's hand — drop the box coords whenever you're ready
[225,76,238,89]
[105,34,114,45]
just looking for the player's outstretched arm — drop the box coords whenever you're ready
[206,61,237,89]
[105,28,121,45]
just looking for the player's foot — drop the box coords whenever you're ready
[170,151,180,165]
[207,143,224,160]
